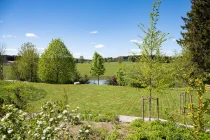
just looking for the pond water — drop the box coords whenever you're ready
[88,80,107,85]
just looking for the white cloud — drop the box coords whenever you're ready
[2,35,16,38]
[95,44,104,49]
[25,33,38,38]
[90,31,98,34]
[130,39,142,44]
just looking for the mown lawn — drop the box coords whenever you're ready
[1,81,210,126]
[77,62,132,79]
[29,83,202,122]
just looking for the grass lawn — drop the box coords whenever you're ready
[28,83,209,124]
[77,62,132,79]
[1,81,210,127]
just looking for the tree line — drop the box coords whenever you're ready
[5,39,105,84]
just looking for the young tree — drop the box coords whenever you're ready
[17,42,39,82]
[90,52,105,85]
[133,0,170,121]
[0,43,5,80]
[38,38,76,84]
[79,56,84,64]
[117,56,123,63]
[178,0,210,74]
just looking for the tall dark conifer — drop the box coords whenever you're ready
[178,0,210,74]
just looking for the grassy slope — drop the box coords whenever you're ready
[29,83,194,120]
[77,62,132,79]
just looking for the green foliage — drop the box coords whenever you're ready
[10,61,20,80]
[128,119,210,140]
[171,51,196,88]
[78,125,92,140]
[15,42,39,82]
[133,0,170,90]
[106,76,118,86]
[0,101,81,139]
[116,67,126,86]
[80,111,118,123]
[178,0,210,74]
[117,56,123,63]
[79,56,85,64]
[130,0,170,119]
[2,83,46,110]
[187,79,210,138]
[90,52,105,84]
[38,38,77,84]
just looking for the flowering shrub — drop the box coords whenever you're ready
[0,101,80,140]
[0,104,28,139]
[78,125,91,140]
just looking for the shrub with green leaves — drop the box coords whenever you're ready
[128,119,210,140]
[1,83,46,110]
[0,101,81,140]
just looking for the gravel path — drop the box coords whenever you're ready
[118,115,210,132]
[118,115,167,123]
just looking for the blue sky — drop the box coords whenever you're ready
[0,0,191,59]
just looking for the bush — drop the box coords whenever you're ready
[116,67,126,86]
[80,75,90,84]
[0,101,81,139]
[128,119,210,140]
[2,83,46,110]
[80,110,118,123]
[106,76,118,86]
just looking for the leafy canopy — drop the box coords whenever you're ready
[38,38,76,84]
[17,42,39,82]
[90,52,105,76]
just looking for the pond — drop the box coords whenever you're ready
[88,80,107,85]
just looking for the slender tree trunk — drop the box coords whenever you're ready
[98,75,99,85]
[149,86,152,121]
[56,72,59,83]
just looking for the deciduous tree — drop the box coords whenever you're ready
[90,52,105,85]
[38,38,76,84]
[133,0,170,121]
[17,42,39,82]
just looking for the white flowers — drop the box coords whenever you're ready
[0,102,81,139]
[2,135,6,139]
[62,110,68,114]
[57,114,62,119]
[85,130,89,133]
[49,118,54,122]
[8,129,13,134]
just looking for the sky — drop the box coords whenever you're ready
[0,0,191,59]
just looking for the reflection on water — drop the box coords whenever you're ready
[88,80,107,85]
